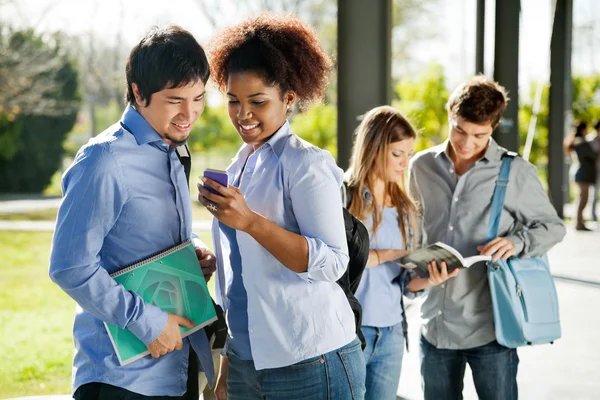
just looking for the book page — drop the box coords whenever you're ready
[462,254,492,268]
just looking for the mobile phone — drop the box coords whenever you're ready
[203,168,228,196]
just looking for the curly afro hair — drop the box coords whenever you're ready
[208,13,333,110]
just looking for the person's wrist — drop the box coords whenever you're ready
[243,211,266,236]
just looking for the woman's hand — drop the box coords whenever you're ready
[214,356,228,400]
[197,177,258,232]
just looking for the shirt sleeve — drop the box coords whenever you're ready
[289,149,350,283]
[49,142,168,345]
[505,160,567,257]
[192,233,209,250]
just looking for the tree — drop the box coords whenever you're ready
[0,27,78,160]
[393,62,449,150]
[0,28,80,193]
[519,74,600,168]
[189,105,241,153]
[291,103,337,156]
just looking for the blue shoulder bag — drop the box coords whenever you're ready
[486,152,561,348]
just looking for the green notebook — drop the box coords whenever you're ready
[104,240,217,365]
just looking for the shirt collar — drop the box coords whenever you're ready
[230,120,292,163]
[436,137,501,163]
[263,120,292,158]
[120,104,166,146]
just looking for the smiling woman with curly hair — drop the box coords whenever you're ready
[197,12,366,400]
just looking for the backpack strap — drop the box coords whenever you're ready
[175,144,192,185]
[341,181,353,208]
[486,151,517,241]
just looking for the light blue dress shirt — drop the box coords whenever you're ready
[355,206,408,328]
[219,176,252,361]
[212,121,355,370]
[49,105,214,396]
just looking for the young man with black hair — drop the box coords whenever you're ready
[408,75,566,400]
[50,26,216,400]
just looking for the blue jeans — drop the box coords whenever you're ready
[227,337,366,400]
[420,336,519,400]
[361,323,404,400]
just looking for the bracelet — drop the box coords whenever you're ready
[374,250,381,265]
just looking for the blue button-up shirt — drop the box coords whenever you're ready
[356,207,407,328]
[212,121,355,370]
[49,105,213,396]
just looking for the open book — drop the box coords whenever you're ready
[396,242,491,278]
[105,240,217,365]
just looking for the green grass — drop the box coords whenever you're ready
[0,205,212,222]
[0,208,59,221]
[0,230,214,398]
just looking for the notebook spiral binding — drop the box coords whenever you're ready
[109,240,192,278]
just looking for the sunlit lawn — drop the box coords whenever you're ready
[0,203,213,222]
[0,230,214,398]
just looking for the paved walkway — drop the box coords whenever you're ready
[397,227,600,400]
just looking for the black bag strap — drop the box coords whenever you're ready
[175,145,192,185]
[341,181,353,208]
[175,145,228,349]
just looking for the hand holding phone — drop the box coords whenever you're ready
[202,168,228,196]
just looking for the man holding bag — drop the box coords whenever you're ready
[408,75,566,400]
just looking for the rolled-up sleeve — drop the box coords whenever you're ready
[289,150,349,282]
[49,143,167,345]
[506,162,567,258]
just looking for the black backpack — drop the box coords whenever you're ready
[339,182,370,349]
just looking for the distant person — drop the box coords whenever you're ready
[49,26,217,400]
[409,75,566,400]
[588,121,600,223]
[198,13,365,400]
[564,122,597,230]
[345,105,456,400]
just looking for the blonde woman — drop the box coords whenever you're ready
[345,106,457,400]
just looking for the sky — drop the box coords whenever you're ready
[2,0,599,99]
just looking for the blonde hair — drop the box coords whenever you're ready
[346,105,418,248]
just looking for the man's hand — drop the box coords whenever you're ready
[427,260,460,286]
[195,247,217,282]
[477,237,516,262]
[147,313,195,358]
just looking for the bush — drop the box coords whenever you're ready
[0,29,80,193]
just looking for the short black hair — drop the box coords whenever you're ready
[125,26,210,106]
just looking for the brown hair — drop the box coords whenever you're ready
[207,13,332,111]
[446,75,509,128]
[346,106,418,248]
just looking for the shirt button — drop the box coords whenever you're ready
[246,168,252,174]
[249,329,254,333]
[448,225,454,231]
[438,310,443,315]
[441,284,446,288]
[241,273,244,278]
[449,168,454,174]
[454,197,459,202]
